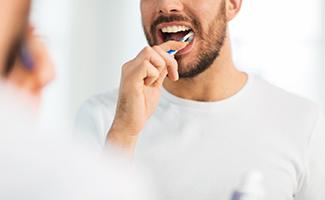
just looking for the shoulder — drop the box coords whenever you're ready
[78,89,119,117]
[251,75,320,117]
[75,89,119,144]
[81,89,119,110]
[250,75,322,136]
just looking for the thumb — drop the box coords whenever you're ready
[159,41,188,52]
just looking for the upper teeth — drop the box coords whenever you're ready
[161,26,191,33]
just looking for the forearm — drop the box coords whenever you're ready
[106,128,139,155]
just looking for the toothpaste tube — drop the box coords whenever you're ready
[230,171,265,200]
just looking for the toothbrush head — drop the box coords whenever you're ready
[180,31,194,43]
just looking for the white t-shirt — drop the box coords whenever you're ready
[76,74,325,200]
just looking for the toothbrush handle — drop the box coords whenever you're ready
[167,49,177,55]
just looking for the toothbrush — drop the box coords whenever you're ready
[167,31,194,55]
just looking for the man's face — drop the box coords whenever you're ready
[0,0,30,73]
[141,0,227,78]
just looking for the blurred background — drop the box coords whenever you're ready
[30,0,325,123]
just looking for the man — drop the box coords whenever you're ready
[77,0,325,199]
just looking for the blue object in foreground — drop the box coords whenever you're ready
[20,44,34,70]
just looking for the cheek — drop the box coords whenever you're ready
[140,1,155,29]
[190,0,222,31]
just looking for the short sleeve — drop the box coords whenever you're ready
[75,95,117,147]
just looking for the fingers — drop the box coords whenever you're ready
[135,46,173,85]
[159,40,188,52]
[126,41,188,88]
[152,45,178,81]
[155,41,187,81]
[154,68,168,87]
[143,60,160,86]
[137,46,166,73]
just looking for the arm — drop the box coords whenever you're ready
[106,41,187,155]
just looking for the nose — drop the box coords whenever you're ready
[158,0,184,15]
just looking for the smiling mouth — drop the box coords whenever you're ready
[159,25,194,43]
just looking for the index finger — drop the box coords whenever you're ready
[159,41,188,52]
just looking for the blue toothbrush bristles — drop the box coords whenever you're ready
[180,31,194,43]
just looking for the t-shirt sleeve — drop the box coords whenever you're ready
[297,109,325,200]
[75,97,116,147]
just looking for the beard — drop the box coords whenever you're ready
[143,2,227,79]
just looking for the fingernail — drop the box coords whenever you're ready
[175,73,179,81]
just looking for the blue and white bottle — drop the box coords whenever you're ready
[230,171,265,200]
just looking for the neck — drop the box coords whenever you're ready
[163,36,248,102]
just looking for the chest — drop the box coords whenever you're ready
[135,114,303,200]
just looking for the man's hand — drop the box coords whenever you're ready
[107,41,187,153]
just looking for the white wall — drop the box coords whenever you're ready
[230,0,325,109]
[69,0,147,116]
